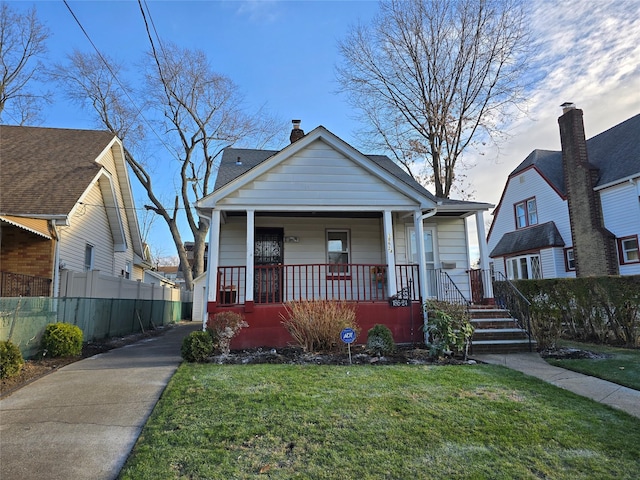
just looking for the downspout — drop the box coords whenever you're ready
[418,207,438,345]
[51,220,62,298]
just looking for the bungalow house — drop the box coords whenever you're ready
[487,105,640,280]
[0,125,149,297]
[195,121,494,348]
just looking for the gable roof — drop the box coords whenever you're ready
[489,221,565,257]
[0,125,116,216]
[207,126,492,215]
[508,112,640,194]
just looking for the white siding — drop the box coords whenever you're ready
[58,183,115,275]
[99,146,137,279]
[488,167,572,279]
[600,181,640,275]
[219,216,385,267]
[217,140,417,208]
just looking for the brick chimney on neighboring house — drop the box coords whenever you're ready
[558,103,618,276]
[290,119,304,143]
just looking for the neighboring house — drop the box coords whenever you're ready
[195,121,494,348]
[0,125,148,297]
[487,105,640,280]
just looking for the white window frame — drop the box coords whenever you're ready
[505,253,542,280]
[564,248,575,271]
[326,229,350,275]
[124,261,132,279]
[618,236,639,264]
[84,243,94,271]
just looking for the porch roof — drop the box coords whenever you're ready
[489,221,565,257]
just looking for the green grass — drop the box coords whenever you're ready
[119,364,640,480]
[545,341,640,391]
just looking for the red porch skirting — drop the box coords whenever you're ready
[207,301,424,350]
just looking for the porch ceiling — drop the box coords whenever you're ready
[226,211,384,219]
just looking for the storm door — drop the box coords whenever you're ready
[254,228,284,303]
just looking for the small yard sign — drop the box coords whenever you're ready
[340,328,356,364]
[340,328,356,344]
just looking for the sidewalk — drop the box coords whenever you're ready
[0,321,201,480]
[473,352,640,419]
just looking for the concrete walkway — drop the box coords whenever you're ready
[473,352,640,419]
[0,321,201,480]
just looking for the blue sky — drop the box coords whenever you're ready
[5,0,640,261]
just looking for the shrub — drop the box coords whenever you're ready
[0,340,24,379]
[181,331,215,362]
[424,300,473,359]
[281,300,359,352]
[206,311,248,355]
[366,324,396,355]
[41,323,83,357]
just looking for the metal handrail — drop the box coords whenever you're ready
[492,271,533,351]
[436,270,470,305]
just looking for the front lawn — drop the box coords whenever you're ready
[119,364,640,479]
[546,341,640,391]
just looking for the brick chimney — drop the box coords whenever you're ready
[558,103,618,276]
[289,119,304,143]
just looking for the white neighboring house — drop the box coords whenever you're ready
[0,125,151,297]
[487,106,640,280]
[193,121,494,347]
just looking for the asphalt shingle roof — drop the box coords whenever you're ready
[489,221,565,257]
[509,113,640,193]
[0,125,115,216]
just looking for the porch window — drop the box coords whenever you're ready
[564,248,575,271]
[327,230,350,274]
[84,244,94,271]
[515,198,538,229]
[506,253,541,280]
[618,235,639,264]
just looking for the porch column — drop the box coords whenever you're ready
[383,210,397,297]
[245,209,255,304]
[204,210,221,327]
[413,211,429,304]
[474,210,494,300]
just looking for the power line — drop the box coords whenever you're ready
[62,0,179,161]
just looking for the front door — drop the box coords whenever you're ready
[407,226,438,298]
[254,228,284,303]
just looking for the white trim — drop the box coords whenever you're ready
[383,210,397,297]
[594,173,640,191]
[196,126,438,210]
[245,210,255,303]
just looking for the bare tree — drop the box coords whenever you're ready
[337,0,534,198]
[0,2,50,124]
[51,48,284,290]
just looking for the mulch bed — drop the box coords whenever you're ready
[207,345,474,366]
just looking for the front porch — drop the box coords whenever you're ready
[208,263,487,349]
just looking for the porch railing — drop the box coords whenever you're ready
[0,271,52,297]
[216,264,421,305]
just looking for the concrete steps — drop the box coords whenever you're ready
[469,306,535,354]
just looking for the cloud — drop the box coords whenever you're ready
[469,0,640,207]
[235,0,281,23]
